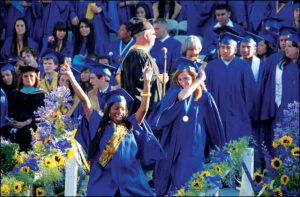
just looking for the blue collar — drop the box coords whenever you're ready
[20,87,44,94]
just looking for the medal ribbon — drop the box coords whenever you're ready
[17,40,23,56]
[56,40,62,52]
[184,93,194,116]
[276,0,286,15]
[98,123,127,167]
[119,38,134,57]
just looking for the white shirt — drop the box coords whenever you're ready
[275,65,283,107]
[221,56,234,66]
[160,34,170,42]
[214,19,234,28]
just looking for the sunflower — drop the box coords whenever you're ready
[279,136,293,146]
[253,172,263,184]
[280,174,289,185]
[77,176,80,183]
[199,171,211,180]
[271,157,282,170]
[192,180,202,190]
[273,188,283,197]
[67,149,75,159]
[45,158,54,168]
[13,182,22,194]
[36,187,45,196]
[53,153,64,166]
[177,188,185,196]
[272,140,280,148]
[20,181,27,190]
[1,184,10,196]
[213,166,222,174]
[291,147,300,157]
[44,136,52,144]
[20,166,30,173]
[48,111,61,121]
[14,154,23,164]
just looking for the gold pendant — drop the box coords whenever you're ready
[183,115,189,122]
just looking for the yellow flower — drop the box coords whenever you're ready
[44,136,52,144]
[20,166,30,173]
[1,184,10,196]
[253,172,263,184]
[14,154,23,164]
[13,182,22,194]
[213,166,222,173]
[69,138,76,145]
[67,149,75,159]
[279,136,293,146]
[77,176,80,183]
[48,111,61,121]
[280,174,289,185]
[53,153,64,166]
[36,187,45,196]
[20,181,27,190]
[273,188,283,197]
[177,188,185,196]
[272,140,280,148]
[271,157,282,170]
[34,141,43,149]
[199,171,210,179]
[45,158,54,168]
[72,129,77,138]
[291,147,300,157]
[192,180,202,190]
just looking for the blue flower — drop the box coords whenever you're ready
[204,175,222,188]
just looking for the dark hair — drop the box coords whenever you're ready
[158,0,175,19]
[99,55,111,65]
[21,47,38,58]
[10,18,29,57]
[257,40,275,59]
[215,4,231,12]
[58,74,75,98]
[17,71,40,90]
[49,21,68,52]
[73,18,95,56]
[135,2,152,19]
[154,18,168,27]
[87,102,132,161]
[0,69,18,95]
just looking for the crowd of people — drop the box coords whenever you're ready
[0,0,299,196]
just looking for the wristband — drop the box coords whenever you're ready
[140,93,151,97]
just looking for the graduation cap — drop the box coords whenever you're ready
[220,32,243,47]
[292,1,299,10]
[262,17,283,30]
[129,17,153,35]
[41,48,66,64]
[104,88,134,104]
[258,31,278,46]
[287,34,300,44]
[241,31,264,46]
[19,65,39,74]
[214,25,239,36]
[279,26,299,36]
[172,57,202,73]
[85,59,117,78]
[0,60,17,72]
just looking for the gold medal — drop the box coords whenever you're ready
[183,115,189,122]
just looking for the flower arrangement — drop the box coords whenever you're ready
[173,137,250,196]
[254,101,300,196]
[0,87,88,196]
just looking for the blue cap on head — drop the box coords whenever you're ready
[91,67,112,78]
[220,32,243,47]
[172,57,202,73]
[292,1,299,10]
[242,31,264,46]
[0,60,17,72]
[279,26,298,36]
[105,88,134,104]
[287,34,300,44]
[177,64,197,73]
[262,17,283,30]
[258,30,278,45]
[42,48,66,64]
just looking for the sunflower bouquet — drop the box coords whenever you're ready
[0,87,88,196]
[254,101,300,196]
[173,137,250,196]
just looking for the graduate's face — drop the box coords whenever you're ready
[15,20,26,35]
[56,29,67,40]
[153,23,167,40]
[80,22,90,38]
[285,41,299,60]
[59,74,70,88]
[136,7,146,19]
[257,40,267,56]
[215,9,231,26]
[89,73,107,90]
[42,59,57,74]
[294,8,300,21]
[14,60,25,75]
[1,70,13,86]
[22,52,37,66]
[186,46,201,60]
[240,42,256,60]
[22,71,37,88]
[99,58,110,65]
[177,71,193,89]
[80,69,90,82]
[220,44,237,61]
[109,102,127,124]
[279,35,289,51]
[118,24,130,40]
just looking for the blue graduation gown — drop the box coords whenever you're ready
[40,36,74,58]
[75,110,165,196]
[205,57,257,141]
[0,37,39,60]
[109,38,136,68]
[201,22,245,55]
[147,85,225,196]
[0,88,8,128]
[150,37,182,73]
[2,3,23,40]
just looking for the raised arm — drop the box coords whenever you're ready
[135,66,153,125]
[60,63,93,121]
[177,69,206,101]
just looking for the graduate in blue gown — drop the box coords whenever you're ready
[1,18,38,61]
[259,34,299,155]
[61,58,164,196]
[148,63,225,196]
[40,21,73,58]
[205,33,257,141]
[0,88,8,129]
[151,18,181,74]
[202,4,245,56]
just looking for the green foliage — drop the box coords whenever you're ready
[0,143,19,173]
